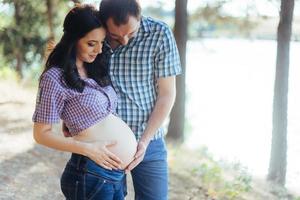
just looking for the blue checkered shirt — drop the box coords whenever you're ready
[108,17,182,140]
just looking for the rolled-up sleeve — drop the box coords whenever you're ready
[32,74,65,124]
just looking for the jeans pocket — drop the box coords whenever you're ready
[84,172,106,200]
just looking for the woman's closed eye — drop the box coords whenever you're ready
[88,42,95,47]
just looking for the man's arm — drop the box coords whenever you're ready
[126,76,176,172]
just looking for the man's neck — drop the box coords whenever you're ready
[108,38,121,50]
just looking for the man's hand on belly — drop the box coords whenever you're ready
[125,140,148,173]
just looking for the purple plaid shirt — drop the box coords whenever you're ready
[32,67,118,136]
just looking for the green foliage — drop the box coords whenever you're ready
[188,148,252,200]
[169,144,253,199]
[0,0,73,78]
[194,163,222,183]
[223,172,252,198]
[0,4,13,27]
[189,2,258,38]
[143,2,174,27]
[0,66,18,80]
[142,0,259,39]
[0,0,48,75]
[0,46,17,80]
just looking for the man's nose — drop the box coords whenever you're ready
[120,36,129,45]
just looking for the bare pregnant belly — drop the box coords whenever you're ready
[73,114,137,169]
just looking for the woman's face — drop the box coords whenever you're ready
[76,27,106,66]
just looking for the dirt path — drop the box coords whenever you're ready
[2,80,295,200]
[0,80,203,200]
[0,80,137,200]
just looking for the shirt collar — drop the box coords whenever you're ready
[140,16,151,33]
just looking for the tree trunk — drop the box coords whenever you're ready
[71,0,81,3]
[45,0,56,59]
[13,0,23,78]
[167,0,187,143]
[46,0,55,41]
[268,0,294,186]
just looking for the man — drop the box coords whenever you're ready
[99,0,182,199]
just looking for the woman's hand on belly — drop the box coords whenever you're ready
[82,140,123,170]
[74,114,138,169]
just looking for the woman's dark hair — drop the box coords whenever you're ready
[44,4,111,92]
[99,0,141,27]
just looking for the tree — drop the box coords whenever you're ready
[70,0,81,3]
[13,0,23,77]
[268,0,294,186]
[167,0,188,143]
[143,1,173,22]
[189,1,258,39]
[0,0,48,78]
[46,0,55,42]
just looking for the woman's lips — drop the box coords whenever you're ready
[89,55,97,59]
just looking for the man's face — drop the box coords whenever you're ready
[106,16,140,46]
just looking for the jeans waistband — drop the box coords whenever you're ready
[69,153,124,182]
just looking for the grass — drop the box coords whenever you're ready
[0,66,19,81]
[167,143,300,200]
[1,68,299,200]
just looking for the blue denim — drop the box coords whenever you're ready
[128,137,168,200]
[60,154,125,200]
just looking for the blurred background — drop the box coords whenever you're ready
[0,0,299,199]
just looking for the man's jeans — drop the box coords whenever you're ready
[127,137,168,200]
[61,154,125,200]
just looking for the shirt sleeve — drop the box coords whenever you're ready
[155,26,182,78]
[32,74,65,124]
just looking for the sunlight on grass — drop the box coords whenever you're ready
[0,66,19,81]
[168,144,253,199]
[167,143,300,200]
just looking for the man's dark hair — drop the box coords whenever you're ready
[99,0,141,26]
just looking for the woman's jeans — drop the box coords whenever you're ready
[60,153,125,200]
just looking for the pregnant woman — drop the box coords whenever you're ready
[32,4,137,200]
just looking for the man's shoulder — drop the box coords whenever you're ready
[142,16,170,33]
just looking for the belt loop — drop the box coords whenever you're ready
[76,154,82,170]
[81,156,88,173]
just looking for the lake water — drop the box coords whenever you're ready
[185,38,300,193]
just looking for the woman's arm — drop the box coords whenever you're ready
[33,123,122,170]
